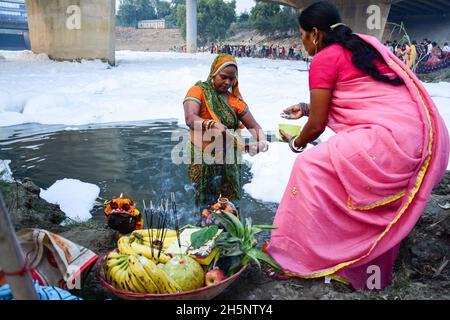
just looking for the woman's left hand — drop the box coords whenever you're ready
[247,141,269,156]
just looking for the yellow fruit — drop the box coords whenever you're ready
[127,255,159,293]
[117,236,135,255]
[117,264,130,291]
[140,236,177,250]
[126,268,147,293]
[106,250,126,260]
[130,241,171,264]
[132,229,178,239]
[108,261,128,290]
[105,255,127,284]
[138,256,181,294]
[153,251,171,264]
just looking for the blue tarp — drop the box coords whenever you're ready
[0,281,81,300]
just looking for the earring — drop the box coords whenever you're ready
[313,39,318,55]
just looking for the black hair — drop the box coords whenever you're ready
[299,1,403,86]
[432,42,437,47]
[412,40,417,45]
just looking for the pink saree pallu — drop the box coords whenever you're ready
[266,34,450,290]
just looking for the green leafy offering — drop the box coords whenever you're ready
[276,124,302,141]
[214,211,281,275]
[190,225,219,249]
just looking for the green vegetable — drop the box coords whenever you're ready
[190,225,219,249]
[163,255,204,291]
[214,211,281,274]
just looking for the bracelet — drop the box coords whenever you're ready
[207,120,216,130]
[257,141,269,152]
[299,103,310,117]
[203,119,216,130]
[289,136,305,153]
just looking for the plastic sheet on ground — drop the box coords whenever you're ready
[0,280,81,300]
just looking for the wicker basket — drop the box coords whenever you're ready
[96,252,247,300]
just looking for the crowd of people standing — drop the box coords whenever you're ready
[204,43,306,61]
[171,37,448,74]
[170,43,307,61]
[385,38,450,72]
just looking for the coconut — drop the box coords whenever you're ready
[162,255,204,291]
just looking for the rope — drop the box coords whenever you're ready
[2,257,31,277]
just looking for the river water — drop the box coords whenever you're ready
[0,121,278,227]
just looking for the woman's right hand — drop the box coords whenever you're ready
[278,129,293,142]
[282,103,304,120]
[212,121,229,135]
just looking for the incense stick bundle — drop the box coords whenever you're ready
[158,199,170,258]
[149,201,155,257]
[140,194,181,258]
[171,192,181,249]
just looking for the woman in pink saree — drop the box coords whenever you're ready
[266,1,449,290]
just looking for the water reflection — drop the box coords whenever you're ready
[0,122,276,226]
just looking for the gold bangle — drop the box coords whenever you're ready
[207,120,216,130]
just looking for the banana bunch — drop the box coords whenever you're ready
[104,251,131,291]
[104,251,181,294]
[117,235,171,264]
[127,254,159,293]
[132,229,178,250]
[132,229,178,239]
[135,255,181,294]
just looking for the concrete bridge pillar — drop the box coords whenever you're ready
[330,0,391,39]
[25,0,116,65]
[186,0,197,53]
[264,0,392,40]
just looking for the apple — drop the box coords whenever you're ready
[205,269,226,286]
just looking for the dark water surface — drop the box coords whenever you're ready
[0,121,277,226]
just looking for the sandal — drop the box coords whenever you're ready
[262,241,294,281]
[263,265,294,281]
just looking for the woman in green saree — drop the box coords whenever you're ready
[183,54,268,209]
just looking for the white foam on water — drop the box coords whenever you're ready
[39,178,100,221]
[1,50,449,203]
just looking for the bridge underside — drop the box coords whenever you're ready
[264,0,450,40]
[263,0,392,39]
[389,0,450,18]
[269,0,450,15]
[388,0,450,43]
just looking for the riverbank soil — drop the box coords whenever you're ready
[115,27,185,52]
[1,172,449,300]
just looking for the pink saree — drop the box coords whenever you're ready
[266,34,449,290]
